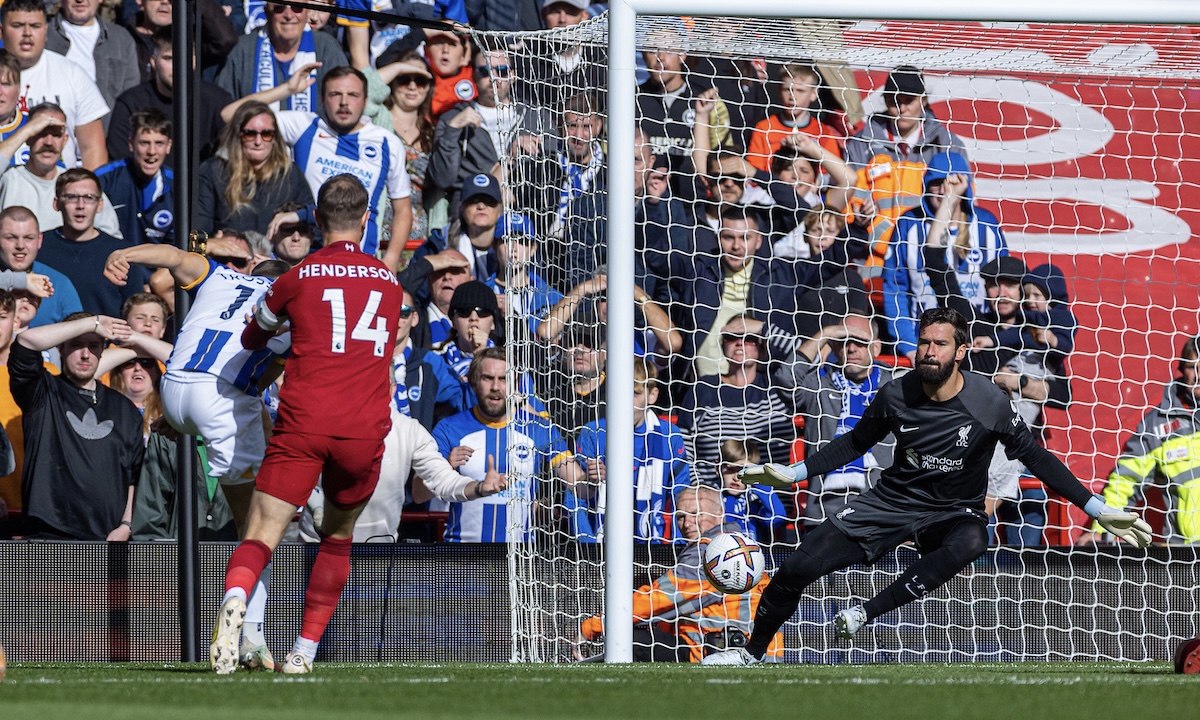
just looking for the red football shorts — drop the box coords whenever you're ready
[255,431,385,509]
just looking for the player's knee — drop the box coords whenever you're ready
[946,522,989,565]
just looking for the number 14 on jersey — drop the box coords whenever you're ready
[322,288,389,357]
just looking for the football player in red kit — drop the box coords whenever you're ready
[210,173,404,675]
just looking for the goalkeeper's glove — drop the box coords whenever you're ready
[1084,495,1153,549]
[736,461,807,489]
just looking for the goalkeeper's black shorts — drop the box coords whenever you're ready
[827,490,988,563]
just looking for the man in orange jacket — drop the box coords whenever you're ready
[574,483,784,663]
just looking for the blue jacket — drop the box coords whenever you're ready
[884,151,1007,355]
[27,261,83,327]
[400,345,467,431]
[96,160,175,245]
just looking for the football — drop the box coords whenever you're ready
[702,531,766,594]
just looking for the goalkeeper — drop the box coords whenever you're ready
[705,307,1151,666]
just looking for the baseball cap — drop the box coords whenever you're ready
[981,255,1027,284]
[462,172,502,205]
[540,0,591,12]
[495,213,536,242]
[449,280,500,317]
[884,65,925,97]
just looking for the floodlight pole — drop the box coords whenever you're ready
[173,0,200,663]
[605,0,1200,665]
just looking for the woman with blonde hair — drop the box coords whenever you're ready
[195,101,314,235]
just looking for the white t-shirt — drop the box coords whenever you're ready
[18,51,110,168]
[61,21,102,81]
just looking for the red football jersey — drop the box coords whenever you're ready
[244,241,403,440]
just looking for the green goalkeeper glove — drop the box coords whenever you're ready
[1084,495,1153,548]
[736,462,807,489]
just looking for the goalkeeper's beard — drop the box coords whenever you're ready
[916,355,957,385]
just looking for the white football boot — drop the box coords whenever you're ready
[281,651,313,675]
[210,596,247,675]
[701,648,759,666]
[833,605,869,640]
[239,637,277,672]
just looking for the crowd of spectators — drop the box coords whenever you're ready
[0,0,1162,569]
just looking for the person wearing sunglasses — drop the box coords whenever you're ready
[427,45,553,221]
[214,1,347,114]
[36,167,148,319]
[437,279,499,392]
[347,23,436,248]
[196,100,313,236]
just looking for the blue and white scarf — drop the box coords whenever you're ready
[826,365,881,475]
[553,143,603,232]
[442,338,495,383]
[255,27,318,112]
[392,344,412,416]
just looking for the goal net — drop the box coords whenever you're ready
[479,11,1200,663]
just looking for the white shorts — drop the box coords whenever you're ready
[161,370,267,486]
[986,446,1022,501]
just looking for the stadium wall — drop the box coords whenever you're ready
[0,541,1195,663]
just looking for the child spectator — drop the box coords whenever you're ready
[746,62,841,173]
[773,203,846,260]
[567,358,690,543]
[717,439,789,545]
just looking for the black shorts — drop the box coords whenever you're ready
[827,490,988,563]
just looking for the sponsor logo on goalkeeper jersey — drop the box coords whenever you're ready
[906,447,964,473]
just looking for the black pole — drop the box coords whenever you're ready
[173,0,200,663]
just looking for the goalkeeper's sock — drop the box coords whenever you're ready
[298,536,353,642]
[864,521,987,620]
[225,540,272,598]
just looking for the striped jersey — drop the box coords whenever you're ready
[276,111,411,257]
[166,258,290,393]
[1,110,29,166]
[433,406,571,543]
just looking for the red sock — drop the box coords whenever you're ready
[225,540,272,597]
[299,537,353,642]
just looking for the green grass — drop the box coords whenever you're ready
[1,662,1195,720]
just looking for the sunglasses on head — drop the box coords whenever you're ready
[399,305,416,319]
[475,65,511,78]
[241,128,277,142]
[452,306,495,319]
[395,74,432,88]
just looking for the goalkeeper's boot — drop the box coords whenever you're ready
[1174,637,1200,674]
[281,651,313,675]
[239,637,277,672]
[701,648,759,666]
[833,605,868,640]
[210,596,247,675]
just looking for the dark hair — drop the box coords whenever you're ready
[130,109,172,142]
[718,204,760,232]
[252,259,291,279]
[152,27,173,54]
[562,91,601,119]
[315,174,369,232]
[0,49,21,85]
[63,311,94,324]
[122,292,168,321]
[28,102,65,121]
[917,307,969,348]
[55,167,101,197]
[1181,335,1200,363]
[320,65,368,97]
[381,51,435,153]
[0,289,14,315]
[1,0,49,20]
[467,345,506,389]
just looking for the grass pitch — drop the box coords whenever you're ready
[1,662,1194,720]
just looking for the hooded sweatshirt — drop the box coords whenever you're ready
[883,151,1008,356]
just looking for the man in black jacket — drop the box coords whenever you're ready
[10,311,144,540]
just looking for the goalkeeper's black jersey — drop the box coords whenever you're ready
[804,370,1091,512]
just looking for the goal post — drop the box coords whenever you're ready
[492,0,1200,665]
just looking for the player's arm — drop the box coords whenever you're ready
[104,244,209,288]
[1003,424,1152,548]
[738,408,890,488]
